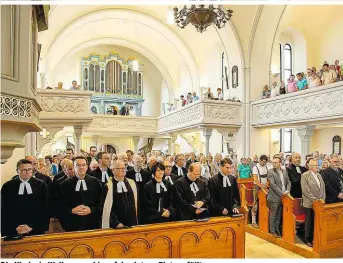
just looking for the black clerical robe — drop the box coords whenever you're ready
[53,175,72,225]
[126,168,151,224]
[321,167,343,204]
[90,166,113,185]
[208,173,241,216]
[1,177,49,236]
[144,178,176,224]
[53,171,65,183]
[108,178,137,228]
[59,175,103,231]
[174,176,211,220]
[171,165,188,177]
[286,163,307,198]
[163,173,182,206]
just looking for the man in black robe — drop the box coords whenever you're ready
[208,158,241,217]
[186,152,197,169]
[1,159,49,236]
[286,152,307,198]
[126,155,151,224]
[171,154,188,176]
[53,158,69,183]
[144,162,176,224]
[146,155,158,174]
[90,152,113,186]
[117,152,134,172]
[59,156,103,231]
[321,156,343,203]
[175,163,211,220]
[163,160,182,206]
[102,160,138,229]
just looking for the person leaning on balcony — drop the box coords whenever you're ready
[287,75,297,93]
[217,88,224,100]
[321,63,336,85]
[301,159,326,247]
[262,85,271,99]
[55,82,63,90]
[203,87,214,99]
[296,72,308,91]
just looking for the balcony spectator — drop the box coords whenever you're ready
[203,88,214,99]
[270,82,280,98]
[180,95,187,106]
[308,71,319,88]
[120,104,130,115]
[334,60,341,80]
[287,75,297,93]
[330,65,338,81]
[262,85,271,99]
[70,80,78,91]
[192,92,199,101]
[55,82,63,90]
[217,88,224,100]
[279,81,286,95]
[186,93,193,104]
[321,63,336,85]
[168,103,175,112]
[129,106,136,116]
[305,68,312,80]
[296,73,308,90]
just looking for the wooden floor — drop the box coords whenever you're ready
[245,233,303,258]
[246,225,320,258]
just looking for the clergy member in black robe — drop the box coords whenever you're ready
[175,163,211,220]
[90,152,113,186]
[102,160,137,229]
[286,153,307,198]
[172,154,188,176]
[126,155,152,224]
[59,157,103,231]
[320,158,343,204]
[208,158,241,216]
[144,162,176,224]
[163,160,182,206]
[1,159,49,236]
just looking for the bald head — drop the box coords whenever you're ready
[112,160,126,181]
[292,152,301,165]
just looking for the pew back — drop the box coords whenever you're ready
[258,189,269,233]
[1,217,245,259]
[313,200,343,258]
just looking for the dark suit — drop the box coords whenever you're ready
[321,167,343,204]
[286,163,307,198]
[171,165,187,177]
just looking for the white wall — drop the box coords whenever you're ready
[311,127,343,154]
[49,45,163,117]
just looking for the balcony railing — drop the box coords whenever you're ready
[84,114,157,136]
[251,82,343,127]
[157,99,242,134]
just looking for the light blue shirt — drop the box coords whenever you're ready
[297,79,308,90]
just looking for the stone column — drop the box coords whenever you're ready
[242,67,251,158]
[100,100,105,114]
[169,135,177,155]
[132,136,140,154]
[296,126,315,166]
[203,128,212,156]
[74,126,83,155]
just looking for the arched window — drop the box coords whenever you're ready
[333,135,341,155]
[280,43,292,82]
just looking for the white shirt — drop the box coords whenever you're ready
[277,169,285,192]
[253,164,268,184]
[311,171,321,187]
[271,86,280,97]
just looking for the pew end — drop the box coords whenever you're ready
[258,189,269,233]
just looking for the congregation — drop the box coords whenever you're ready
[1,147,343,250]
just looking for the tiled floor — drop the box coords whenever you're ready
[245,233,304,258]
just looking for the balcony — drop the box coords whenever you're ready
[251,82,343,128]
[37,89,93,125]
[157,99,242,134]
[83,114,157,137]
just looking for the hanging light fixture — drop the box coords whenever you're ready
[173,5,233,33]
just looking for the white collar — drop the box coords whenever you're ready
[18,177,32,195]
[156,181,167,193]
[117,180,128,193]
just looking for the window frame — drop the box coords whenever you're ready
[279,43,293,82]
[280,128,293,154]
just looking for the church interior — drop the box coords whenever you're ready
[1,1,343,259]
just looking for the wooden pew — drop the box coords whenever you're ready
[258,189,269,233]
[1,216,245,258]
[312,200,343,258]
[238,178,254,207]
[281,194,306,244]
[240,184,253,224]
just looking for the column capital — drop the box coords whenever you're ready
[296,125,315,140]
[202,128,212,138]
[73,126,83,138]
[132,136,140,145]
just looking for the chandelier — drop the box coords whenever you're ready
[173,5,233,33]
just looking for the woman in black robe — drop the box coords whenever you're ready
[144,162,176,224]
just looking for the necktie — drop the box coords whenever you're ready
[135,172,142,182]
[178,167,183,176]
[18,181,33,195]
[156,182,167,193]
[190,182,199,196]
[165,175,173,185]
[117,181,128,193]
[75,179,87,191]
[223,175,231,187]
[101,170,109,183]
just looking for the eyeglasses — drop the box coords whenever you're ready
[76,164,87,167]
[20,168,33,173]
[114,168,126,171]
